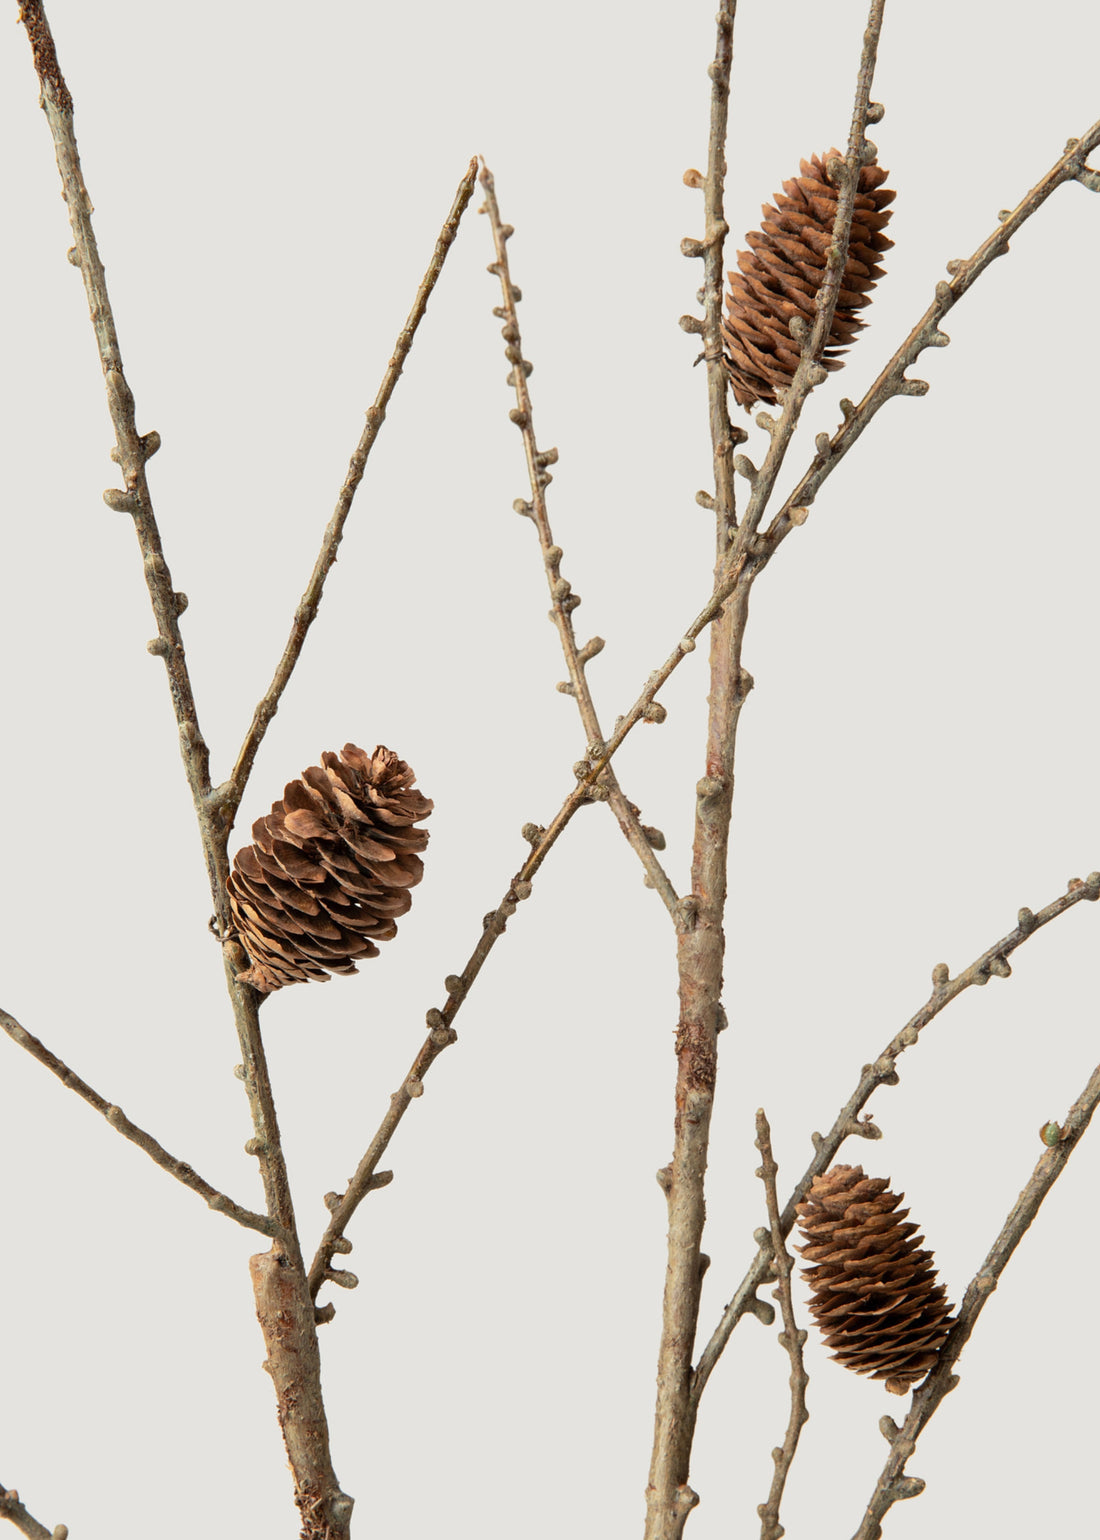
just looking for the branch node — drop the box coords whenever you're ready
[788,505,810,527]
[323,1191,343,1213]
[245,1137,265,1156]
[931,962,950,988]
[325,1267,360,1290]
[641,701,668,724]
[445,974,467,999]
[866,100,885,124]
[406,1077,425,1098]
[683,167,706,189]
[140,428,162,459]
[695,489,716,510]
[512,498,533,518]
[679,313,705,335]
[102,486,139,514]
[814,432,832,458]
[733,454,758,483]
[521,822,546,845]
[656,1164,673,1195]
[146,636,169,657]
[885,1477,926,1503]
[898,378,930,397]
[879,1415,901,1444]
[747,1294,777,1326]
[1016,907,1037,934]
[1039,1120,1062,1147]
[987,955,1012,979]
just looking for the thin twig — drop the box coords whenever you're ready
[223,156,481,817]
[754,1109,809,1540]
[853,1051,1100,1540]
[722,0,887,563]
[758,118,1100,552]
[1,1009,277,1238]
[692,870,1100,1410]
[477,163,681,917]
[0,1483,65,1540]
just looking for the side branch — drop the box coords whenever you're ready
[724,0,886,558]
[224,156,481,815]
[760,116,1100,550]
[754,1110,809,1540]
[854,1052,1100,1540]
[0,1483,65,1540]
[691,870,1100,1409]
[1,1009,277,1238]
[478,163,680,917]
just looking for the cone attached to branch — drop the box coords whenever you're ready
[795,1164,953,1395]
[228,743,432,994]
[722,149,895,410]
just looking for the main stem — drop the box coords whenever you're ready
[18,6,350,1534]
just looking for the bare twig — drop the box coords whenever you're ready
[759,117,1100,553]
[1,1009,277,1238]
[18,8,349,1531]
[0,1483,65,1540]
[754,1110,809,1540]
[853,1052,1100,1540]
[224,156,480,817]
[722,0,887,563]
[692,871,1100,1409]
[477,163,681,917]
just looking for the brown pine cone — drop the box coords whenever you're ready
[722,149,895,410]
[227,743,432,994]
[795,1164,953,1395]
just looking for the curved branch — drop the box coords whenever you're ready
[691,870,1100,1409]
[854,1049,1100,1539]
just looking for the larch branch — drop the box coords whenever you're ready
[754,1109,809,1540]
[853,1051,1100,1540]
[1,1009,277,1238]
[692,870,1100,1409]
[224,156,481,817]
[478,162,681,918]
[0,1482,66,1540]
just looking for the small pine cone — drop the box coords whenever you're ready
[722,149,895,410]
[795,1164,953,1395]
[228,743,432,994]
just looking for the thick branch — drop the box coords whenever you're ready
[692,870,1100,1408]
[0,1483,66,1540]
[224,157,480,816]
[854,1051,1100,1540]
[1,1009,276,1238]
[478,163,680,917]
[644,8,740,1538]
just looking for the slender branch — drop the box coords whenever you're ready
[644,8,741,1537]
[692,870,1100,1409]
[477,163,681,918]
[223,156,480,817]
[16,0,296,1236]
[722,0,886,562]
[19,10,348,1531]
[853,1051,1100,1540]
[0,1483,66,1540]
[1,1009,277,1238]
[754,1110,808,1540]
[758,117,1100,552]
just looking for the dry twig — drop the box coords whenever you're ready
[224,157,481,816]
[0,1010,276,1238]
[478,163,680,915]
[754,1110,809,1540]
[853,1050,1100,1539]
[0,1483,66,1540]
[692,871,1100,1407]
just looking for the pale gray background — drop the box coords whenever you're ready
[2,4,1097,1537]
